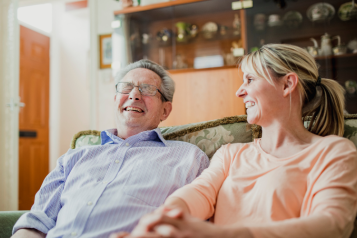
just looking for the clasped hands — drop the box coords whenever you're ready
[109,206,225,238]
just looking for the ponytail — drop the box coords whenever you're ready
[303,78,345,136]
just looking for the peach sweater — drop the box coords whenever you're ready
[170,136,357,238]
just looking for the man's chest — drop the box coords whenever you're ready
[61,146,191,207]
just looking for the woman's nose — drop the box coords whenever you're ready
[236,85,247,98]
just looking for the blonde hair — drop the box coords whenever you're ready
[240,44,345,136]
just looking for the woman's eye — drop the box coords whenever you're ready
[248,78,253,84]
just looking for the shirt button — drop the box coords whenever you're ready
[87,201,93,206]
[115,160,120,163]
[102,181,107,184]
[71,232,77,236]
[125,143,130,147]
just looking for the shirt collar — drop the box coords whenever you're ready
[100,128,167,146]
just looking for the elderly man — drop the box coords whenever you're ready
[12,60,209,238]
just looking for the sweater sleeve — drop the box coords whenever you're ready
[168,144,232,220]
[249,139,357,238]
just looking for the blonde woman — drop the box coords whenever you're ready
[112,44,357,238]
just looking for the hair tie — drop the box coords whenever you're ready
[316,76,321,87]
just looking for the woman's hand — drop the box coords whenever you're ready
[130,207,252,238]
[109,206,253,238]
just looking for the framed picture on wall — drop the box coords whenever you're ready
[99,34,112,69]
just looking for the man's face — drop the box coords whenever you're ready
[114,68,172,133]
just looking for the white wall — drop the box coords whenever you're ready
[50,2,91,169]
[94,0,122,131]
[28,0,123,169]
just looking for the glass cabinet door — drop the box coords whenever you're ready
[113,0,246,71]
[113,0,357,113]
[244,0,357,113]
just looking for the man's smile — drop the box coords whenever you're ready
[124,106,144,113]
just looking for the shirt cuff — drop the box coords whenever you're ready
[12,211,56,235]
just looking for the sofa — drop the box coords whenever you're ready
[1,114,357,238]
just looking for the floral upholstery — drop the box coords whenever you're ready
[71,114,357,159]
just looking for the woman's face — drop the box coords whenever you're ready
[236,72,285,126]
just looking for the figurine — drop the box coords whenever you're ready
[173,55,188,69]
[233,14,241,35]
[121,0,133,8]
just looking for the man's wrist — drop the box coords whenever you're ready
[12,228,46,238]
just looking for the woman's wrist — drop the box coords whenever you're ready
[220,226,254,238]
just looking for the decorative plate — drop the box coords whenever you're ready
[282,11,303,28]
[338,1,357,21]
[307,2,335,22]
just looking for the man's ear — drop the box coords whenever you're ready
[283,73,299,98]
[160,101,173,122]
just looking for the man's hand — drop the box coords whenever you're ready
[11,228,46,238]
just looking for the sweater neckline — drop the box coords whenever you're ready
[254,135,334,161]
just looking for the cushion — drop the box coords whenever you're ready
[0,211,28,238]
[70,114,357,158]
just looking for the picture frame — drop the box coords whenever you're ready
[99,34,112,69]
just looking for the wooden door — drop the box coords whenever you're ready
[19,25,50,210]
[160,67,245,127]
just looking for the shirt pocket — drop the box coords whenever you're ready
[123,159,180,207]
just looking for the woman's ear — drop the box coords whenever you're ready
[283,73,298,97]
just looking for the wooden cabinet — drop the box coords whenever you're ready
[113,0,246,126]
[160,67,245,127]
[113,0,357,126]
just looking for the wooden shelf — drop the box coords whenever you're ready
[114,0,208,15]
[168,65,237,74]
[314,53,357,60]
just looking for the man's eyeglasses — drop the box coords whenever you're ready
[116,82,168,102]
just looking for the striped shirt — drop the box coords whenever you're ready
[13,128,209,238]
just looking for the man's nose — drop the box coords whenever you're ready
[236,85,247,98]
[129,86,142,101]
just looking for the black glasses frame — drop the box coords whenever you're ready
[115,82,168,102]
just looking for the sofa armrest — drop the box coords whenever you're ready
[0,211,28,238]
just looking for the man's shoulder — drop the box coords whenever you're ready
[63,144,104,161]
[164,140,208,157]
[165,139,200,148]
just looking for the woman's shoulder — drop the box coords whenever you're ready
[318,135,356,151]
[313,135,357,166]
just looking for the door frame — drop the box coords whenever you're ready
[0,0,20,211]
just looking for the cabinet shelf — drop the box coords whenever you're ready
[144,32,242,48]
[114,0,207,15]
[168,65,237,74]
[314,53,357,60]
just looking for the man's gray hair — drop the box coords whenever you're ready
[115,59,175,102]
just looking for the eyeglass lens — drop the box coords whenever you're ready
[117,82,157,96]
